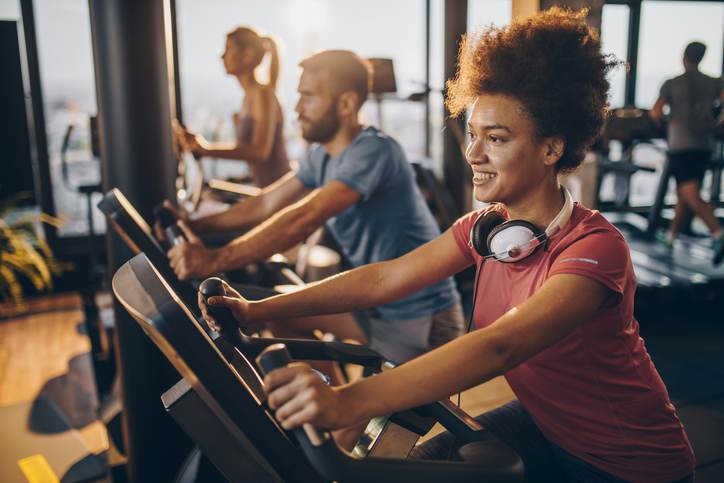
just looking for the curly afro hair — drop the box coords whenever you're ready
[447,8,621,173]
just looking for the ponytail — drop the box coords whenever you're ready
[263,36,280,90]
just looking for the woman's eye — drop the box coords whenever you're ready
[489,135,504,143]
[467,131,476,140]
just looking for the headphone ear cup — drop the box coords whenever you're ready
[487,219,544,262]
[470,211,506,257]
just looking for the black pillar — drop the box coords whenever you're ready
[624,1,641,106]
[424,0,431,158]
[18,0,56,235]
[443,0,470,213]
[88,0,188,481]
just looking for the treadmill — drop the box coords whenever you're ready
[112,253,523,482]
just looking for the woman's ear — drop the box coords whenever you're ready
[544,137,565,166]
[241,47,256,66]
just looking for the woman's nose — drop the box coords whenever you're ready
[465,142,486,164]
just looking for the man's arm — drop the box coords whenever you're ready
[651,95,667,125]
[218,180,362,271]
[191,172,308,235]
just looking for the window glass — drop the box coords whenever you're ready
[636,1,723,108]
[177,0,428,182]
[600,4,629,108]
[33,0,101,237]
[468,0,511,31]
[0,1,20,20]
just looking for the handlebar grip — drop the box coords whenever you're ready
[154,204,176,228]
[165,224,186,247]
[256,343,293,374]
[199,277,245,349]
[256,344,329,447]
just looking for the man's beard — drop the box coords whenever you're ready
[301,105,341,143]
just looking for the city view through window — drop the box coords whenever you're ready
[2,0,722,235]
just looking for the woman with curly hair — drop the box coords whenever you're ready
[180,26,290,187]
[204,9,695,482]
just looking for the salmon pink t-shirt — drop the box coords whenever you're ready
[451,204,695,483]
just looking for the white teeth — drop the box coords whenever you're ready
[472,172,497,182]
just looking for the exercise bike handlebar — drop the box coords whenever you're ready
[256,343,523,483]
[154,204,177,229]
[199,277,248,349]
[198,277,385,368]
[256,343,332,447]
[198,277,486,440]
[165,224,186,247]
[153,204,187,248]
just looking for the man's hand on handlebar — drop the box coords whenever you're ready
[153,200,185,242]
[167,221,219,280]
[263,363,358,431]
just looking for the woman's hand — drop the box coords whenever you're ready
[176,125,208,156]
[197,278,254,332]
[185,133,208,156]
[263,364,361,430]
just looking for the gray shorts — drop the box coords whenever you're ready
[355,303,465,364]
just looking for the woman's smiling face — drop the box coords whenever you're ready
[465,93,558,206]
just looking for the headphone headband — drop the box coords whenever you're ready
[542,187,574,239]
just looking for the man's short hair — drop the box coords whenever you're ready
[299,50,372,106]
[684,42,706,65]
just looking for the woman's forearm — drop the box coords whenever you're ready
[201,142,268,163]
[249,263,390,321]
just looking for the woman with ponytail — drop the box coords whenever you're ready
[181,27,290,187]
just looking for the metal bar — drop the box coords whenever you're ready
[18,0,56,243]
[625,0,641,106]
[169,0,183,123]
[424,0,431,158]
[443,0,469,214]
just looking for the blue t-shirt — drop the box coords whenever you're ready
[295,126,459,320]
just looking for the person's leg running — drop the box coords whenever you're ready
[678,180,722,237]
[667,187,693,242]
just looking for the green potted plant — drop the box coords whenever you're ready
[0,194,63,307]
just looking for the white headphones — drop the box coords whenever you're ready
[469,187,574,263]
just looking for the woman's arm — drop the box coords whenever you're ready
[264,273,612,430]
[205,228,472,324]
[193,88,279,162]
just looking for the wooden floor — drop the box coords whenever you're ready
[0,293,109,455]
